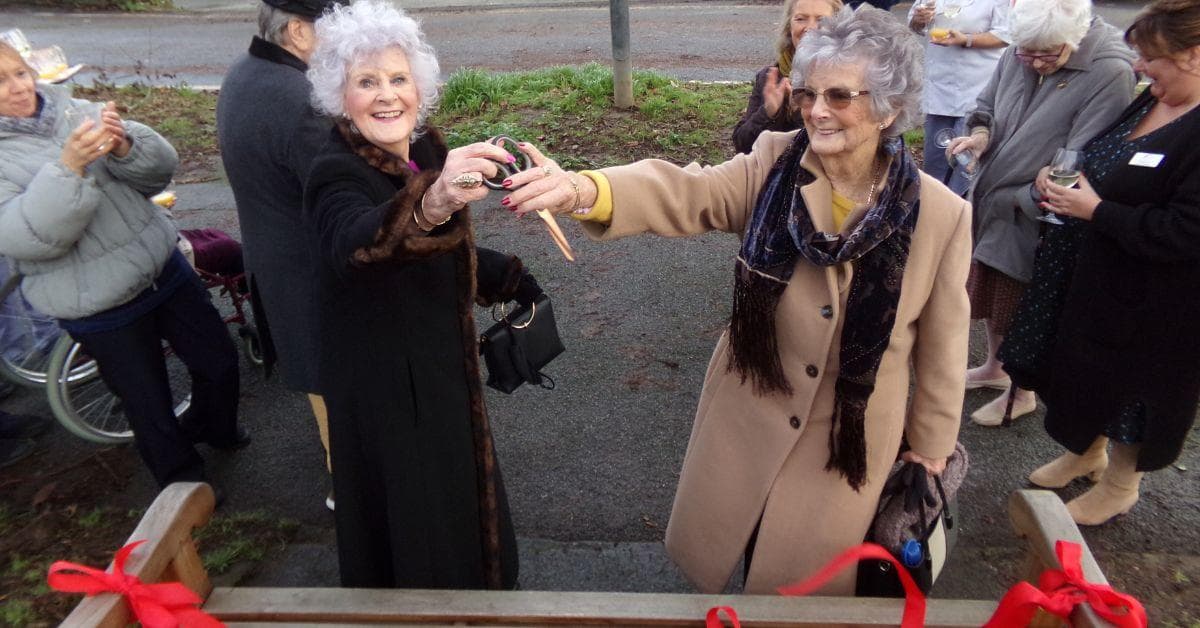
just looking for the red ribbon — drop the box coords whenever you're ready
[984,540,1146,628]
[47,540,224,628]
[706,542,926,628]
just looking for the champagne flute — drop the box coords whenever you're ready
[1040,148,1081,225]
[934,128,976,180]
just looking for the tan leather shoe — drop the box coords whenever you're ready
[1029,437,1109,488]
[970,391,1037,427]
[1067,442,1143,526]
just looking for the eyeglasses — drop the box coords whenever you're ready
[1014,45,1067,64]
[793,86,871,110]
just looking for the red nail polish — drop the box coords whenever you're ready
[518,142,527,147]
[501,197,510,206]
[502,179,512,188]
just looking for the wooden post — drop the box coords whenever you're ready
[610,0,633,108]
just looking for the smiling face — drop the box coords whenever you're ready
[797,61,891,164]
[0,48,38,119]
[789,0,836,47]
[343,46,421,159]
[1134,46,1200,107]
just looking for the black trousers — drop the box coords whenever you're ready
[70,275,240,487]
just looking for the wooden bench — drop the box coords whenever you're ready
[61,483,1114,627]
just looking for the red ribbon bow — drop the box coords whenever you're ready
[47,540,224,628]
[706,542,926,628]
[984,540,1147,628]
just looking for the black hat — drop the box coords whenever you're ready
[261,0,344,19]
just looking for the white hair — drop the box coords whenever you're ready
[258,3,301,46]
[307,0,441,135]
[1010,0,1093,51]
[791,5,924,138]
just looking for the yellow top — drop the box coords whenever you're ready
[570,171,614,224]
[572,171,853,232]
[831,190,854,232]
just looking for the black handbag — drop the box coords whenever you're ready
[478,294,564,394]
[855,443,967,597]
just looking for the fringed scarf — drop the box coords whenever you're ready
[729,129,921,490]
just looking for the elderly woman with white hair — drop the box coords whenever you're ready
[302,0,540,590]
[509,6,971,594]
[945,0,1135,426]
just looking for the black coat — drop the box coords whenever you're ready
[217,37,327,392]
[303,124,523,589]
[731,64,802,155]
[1043,90,1200,471]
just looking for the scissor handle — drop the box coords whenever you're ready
[483,135,534,190]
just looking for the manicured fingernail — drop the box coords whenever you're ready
[506,154,516,164]
[501,197,510,206]
[502,179,512,188]
[518,142,527,147]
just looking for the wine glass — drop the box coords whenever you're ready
[1039,148,1082,225]
[934,128,976,180]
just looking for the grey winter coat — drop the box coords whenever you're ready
[0,84,179,319]
[217,37,327,392]
[965,17,1135,283]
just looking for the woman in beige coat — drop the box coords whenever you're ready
[499,7,971,594]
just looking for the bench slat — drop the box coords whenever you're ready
[204,587,998,627]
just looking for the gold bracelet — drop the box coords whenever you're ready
[414,191,452,232]
[567,172,582,211]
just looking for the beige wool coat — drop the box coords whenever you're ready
[581,130,972,595]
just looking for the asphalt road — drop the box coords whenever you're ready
[2,0,1197,618]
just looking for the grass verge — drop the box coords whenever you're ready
[74,65,929,184]
[7,0,173,11]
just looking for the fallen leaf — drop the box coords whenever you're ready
[31,482,57,509]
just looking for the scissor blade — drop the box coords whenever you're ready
[535,209,575,262]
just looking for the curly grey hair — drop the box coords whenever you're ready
[791,5,924,138]
[1009,0,1092,52]
[307,0,441,136]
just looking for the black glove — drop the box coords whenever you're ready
[513,272,543,307]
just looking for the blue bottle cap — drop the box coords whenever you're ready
[901,539,923,568]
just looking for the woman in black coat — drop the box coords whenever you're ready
[303,0,539,588]
[1015,0,1200,526]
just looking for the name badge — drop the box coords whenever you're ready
[1129,152,1164,168]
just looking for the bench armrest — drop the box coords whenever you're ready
[60,482,216,628]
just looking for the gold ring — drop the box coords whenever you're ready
[450,173,483,189]
[542,165,553,177]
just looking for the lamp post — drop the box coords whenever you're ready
[610,0,633,108]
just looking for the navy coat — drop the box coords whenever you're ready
[217,37,326,392]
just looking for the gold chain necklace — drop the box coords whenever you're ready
[863,156,885,208]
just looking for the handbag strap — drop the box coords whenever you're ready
[705,544,926,628]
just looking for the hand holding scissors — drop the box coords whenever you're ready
[488,137,578,262]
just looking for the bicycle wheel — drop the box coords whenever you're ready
[0,273,66,387]
[46,336,192,444]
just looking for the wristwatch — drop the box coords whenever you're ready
[965,33,975,48]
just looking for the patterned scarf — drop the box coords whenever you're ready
[729,130,921,490]
[0,92,55,137]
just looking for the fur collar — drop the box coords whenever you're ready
[334,118,449,177]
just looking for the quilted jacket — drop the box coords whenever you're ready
[0,84,179,319]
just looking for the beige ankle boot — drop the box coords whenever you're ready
[1067,442,1144,526]
[1029,437,1109,488]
